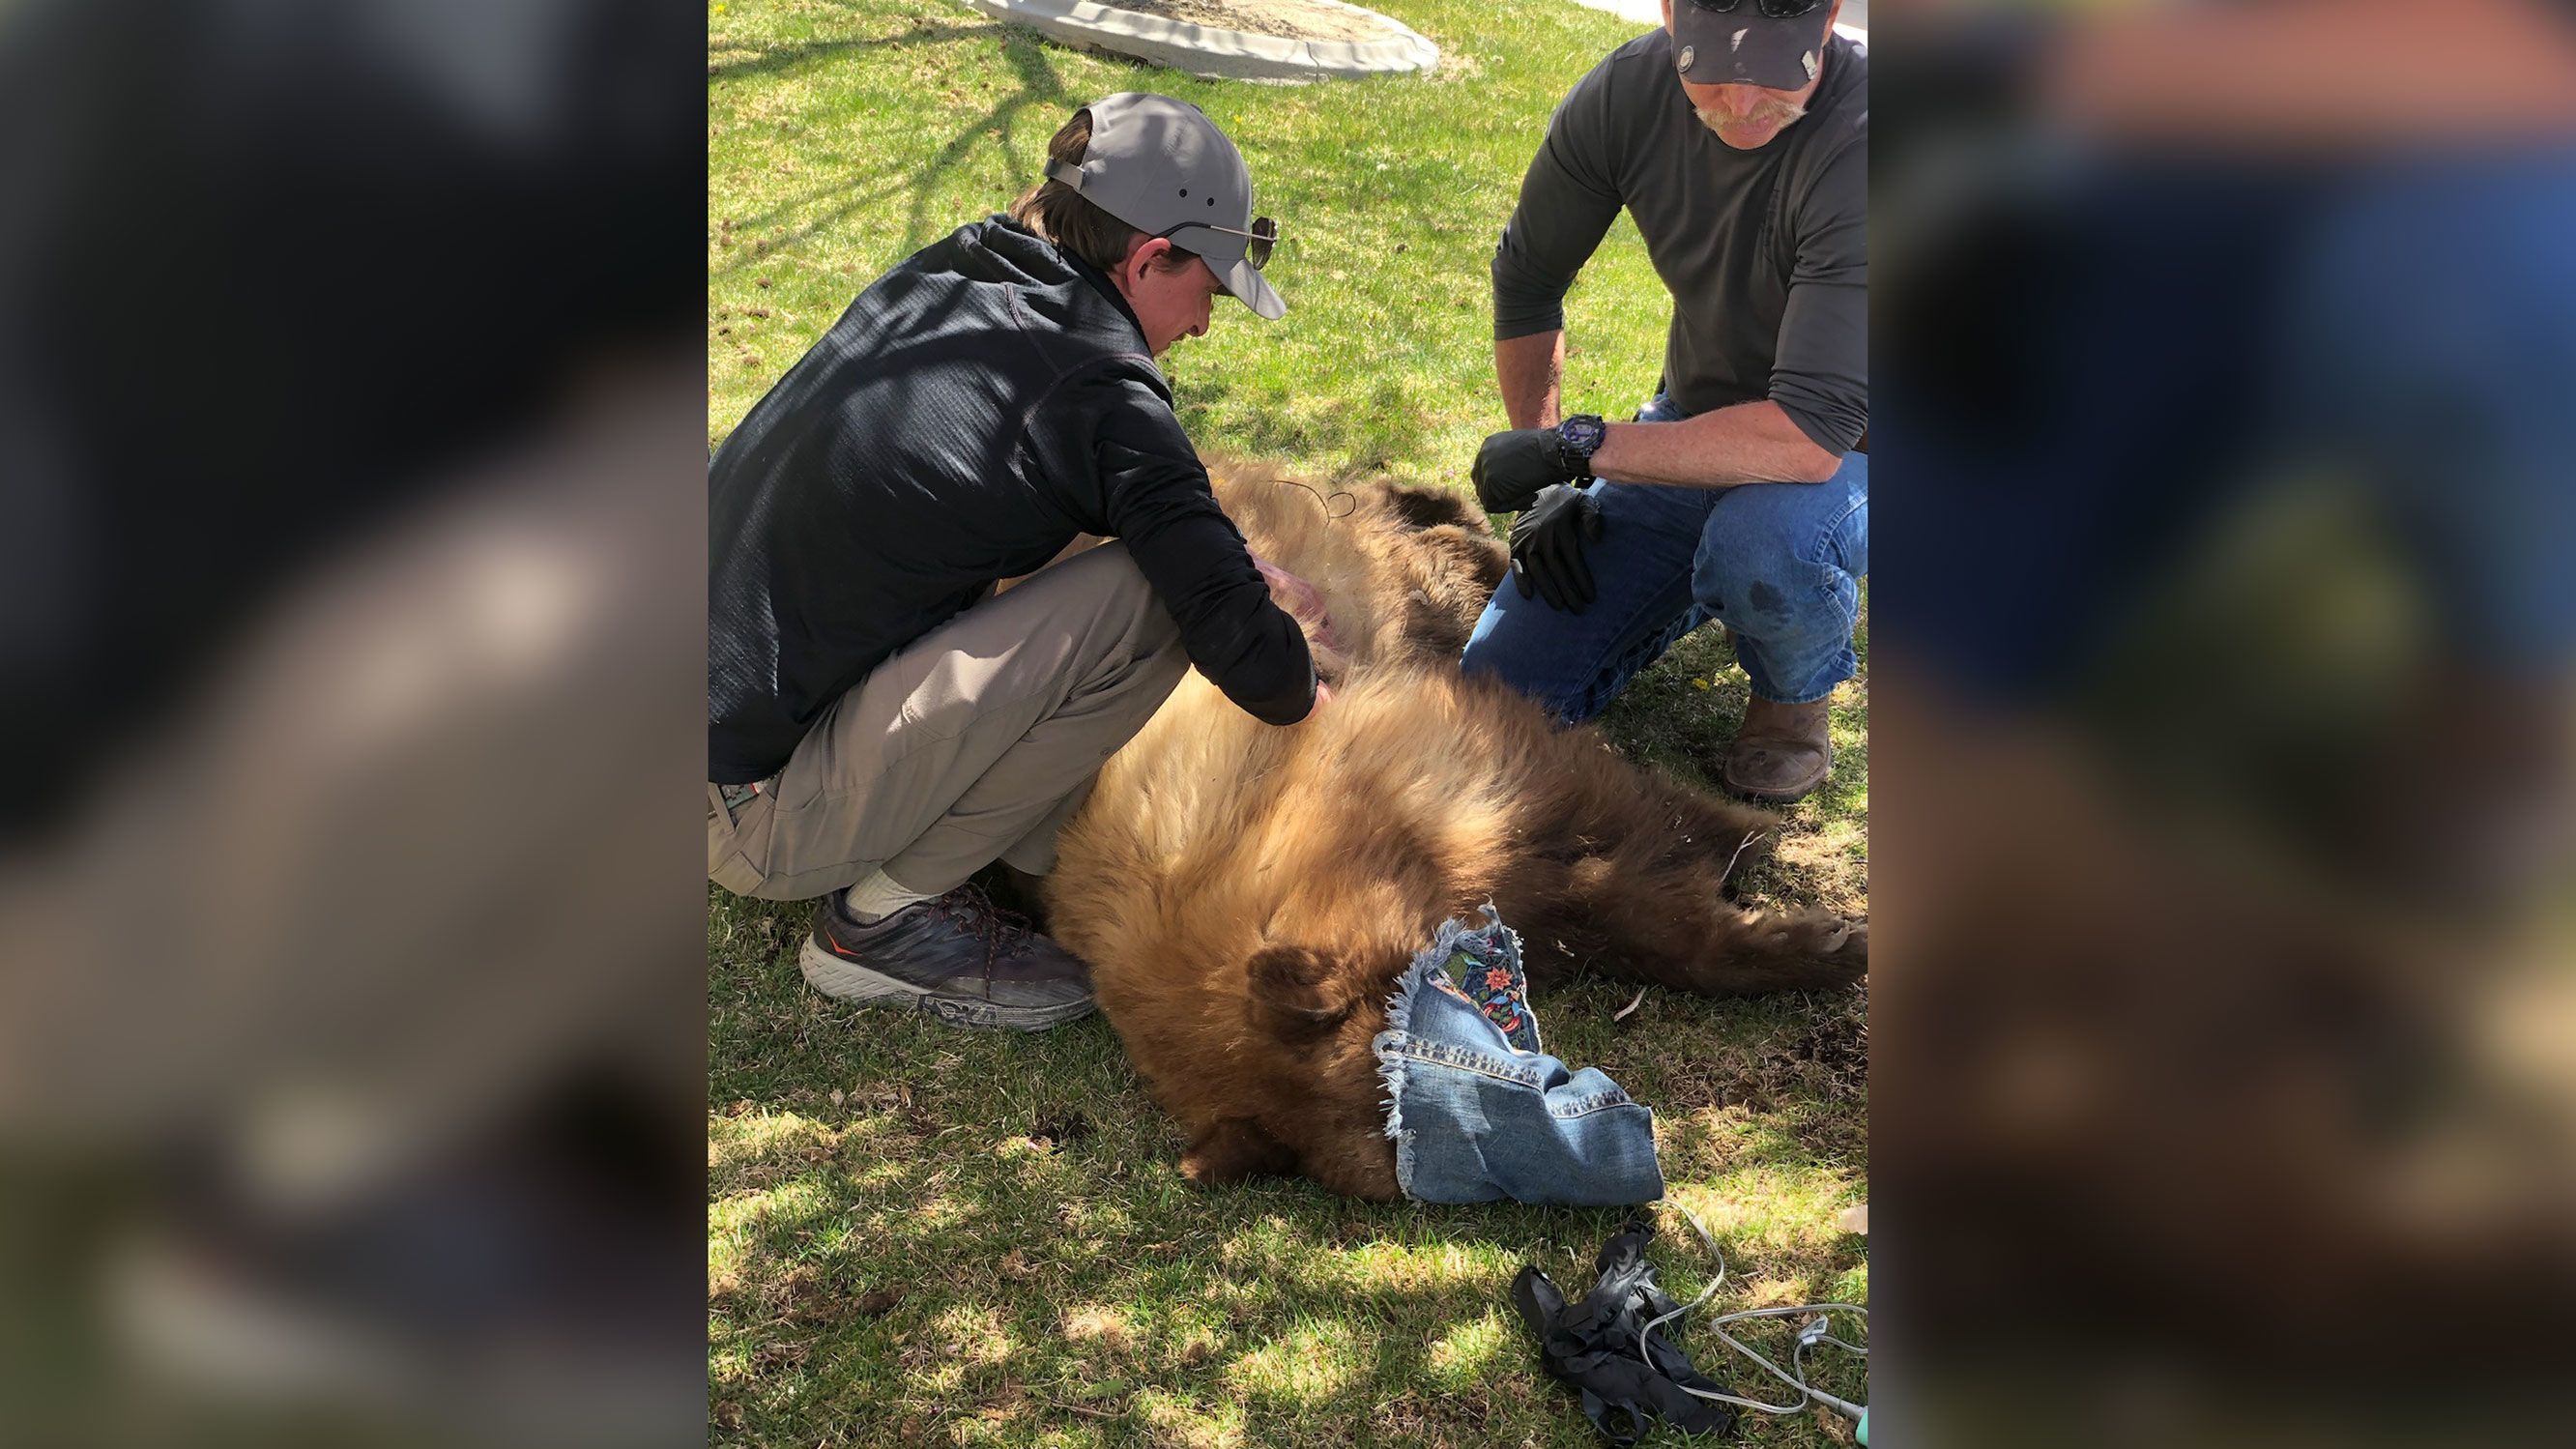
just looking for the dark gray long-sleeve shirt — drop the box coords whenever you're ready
[1492,29,1867,453]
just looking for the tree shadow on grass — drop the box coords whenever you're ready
[899,28,1083,256]
[1175,373,1437,477]
[709,932,1866,1444]
[711,23,1085,280]
[709,20,1003,82]
[710,1116,1866,1444]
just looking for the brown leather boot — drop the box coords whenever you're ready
[1722,694,1834,802]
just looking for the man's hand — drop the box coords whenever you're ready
[1508,484,1605,613]
[1473,426,1577,514]
[1306,637,1350,685]
[1254,551,1346,720]
[1251,554,1341,653]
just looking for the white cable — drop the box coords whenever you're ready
[1637,1202,1868,1421]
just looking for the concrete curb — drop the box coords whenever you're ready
[959,0,1439,82]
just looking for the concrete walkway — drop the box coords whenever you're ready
[1564,0,1867,45]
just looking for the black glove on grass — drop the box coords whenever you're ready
[1473,426,1577,513]
[1509,483,1605,613]
[1511,1219,1734,1447]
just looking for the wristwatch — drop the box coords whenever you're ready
[1554,414,1606,484]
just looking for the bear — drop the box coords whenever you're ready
[1042,460,1866,1201]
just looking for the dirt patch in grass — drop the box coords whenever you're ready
[1105,0,1402,44]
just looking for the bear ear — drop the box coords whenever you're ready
[1243,944,1362,1042]
[1373,479,1482,533]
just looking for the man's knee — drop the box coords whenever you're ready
[1696,547,1800,630]
[1693,490,1861,646]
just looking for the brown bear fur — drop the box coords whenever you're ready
[1042,460,1866,1201]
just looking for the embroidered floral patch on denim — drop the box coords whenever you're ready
[1372,905,1665,1206]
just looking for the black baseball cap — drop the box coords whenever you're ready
[1670,0,1837,93]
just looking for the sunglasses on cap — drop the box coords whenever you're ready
[1688,0,1825,15]
[1147,215,1278,270]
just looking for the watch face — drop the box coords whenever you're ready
[1561,416,1606,454]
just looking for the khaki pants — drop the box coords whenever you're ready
[708,542,1187,902]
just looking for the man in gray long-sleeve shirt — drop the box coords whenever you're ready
[1461,0,1867,802]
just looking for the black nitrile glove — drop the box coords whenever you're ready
[1509,483,1605,613]
[1473,425,1577,514]
[1511,1219,1734,1447]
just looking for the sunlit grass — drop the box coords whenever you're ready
[709,2,1866,1443]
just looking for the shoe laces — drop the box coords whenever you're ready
[926,884,1036,991]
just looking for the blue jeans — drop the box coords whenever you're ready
[1374,907,1664,1206]
[1461,396,1869,723]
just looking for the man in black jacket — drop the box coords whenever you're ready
[708,94,1321,1030]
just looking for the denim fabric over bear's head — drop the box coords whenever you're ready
[1373,905,1665,1206]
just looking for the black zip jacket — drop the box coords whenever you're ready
[709,217,1315,784]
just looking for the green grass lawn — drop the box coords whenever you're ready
[709,2,1867,1443]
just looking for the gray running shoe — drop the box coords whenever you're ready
[797,884,1095,1031]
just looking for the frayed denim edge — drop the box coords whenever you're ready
[1491,906,1541,1057]
[1373,905,1507,1201]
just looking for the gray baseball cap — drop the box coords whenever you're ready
[1042,92,1285,321]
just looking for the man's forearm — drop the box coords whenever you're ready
[1494,331,1566,432]
[1588,400,1843,488]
